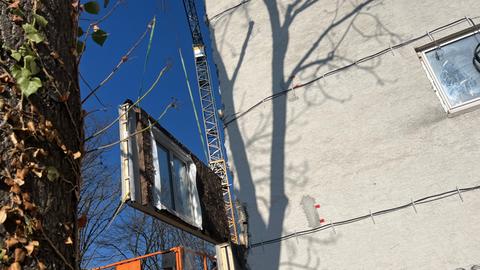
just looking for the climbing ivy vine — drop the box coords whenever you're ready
[0,0,109,268]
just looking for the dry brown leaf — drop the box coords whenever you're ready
[72,151,81,160]
[58,92,70,102]
[71,0,79,9]
[9,262,21,270]
[25,241,38,256]
[21,192,31,202]
[0,73,13,83]
[26,121,35,132]
[50,51,60,59]
[33,148,46,158]
[13,178,24,186]
[44,120,53,129]
[10,184,21,194]
[9,133,18,145]
[65,236,73,245]
[11,15,23,23]
[12,194,22,205]
[16,168,28,178]
[8,0,19,9]
[23,202,35,212]
[77,213,87,228]
[17,237,27,245]
[5,237,19,248]
[14,248,25,262]
[0,207,7,224]
[31,168,42,178]
[38,261,47,270]
[4,178,15,186]
[0,85,5,94]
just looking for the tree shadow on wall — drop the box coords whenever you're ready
[209,0,401,268]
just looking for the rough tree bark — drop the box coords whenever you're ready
[0,0,81,269]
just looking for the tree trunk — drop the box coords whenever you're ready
[0,0,81,269]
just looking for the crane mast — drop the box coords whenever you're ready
[182,0,238,244]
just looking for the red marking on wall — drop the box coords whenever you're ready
[319,218,326,224]
[314,204,321,209]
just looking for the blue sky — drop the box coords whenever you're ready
[79,1,223,266]
[80,0,218,163]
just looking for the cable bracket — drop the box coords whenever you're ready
[330,221,336,234]
[456,186,464,202]
[389,44,395,56]
[411,198,418,214]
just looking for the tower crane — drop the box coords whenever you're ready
[181,0,239,244]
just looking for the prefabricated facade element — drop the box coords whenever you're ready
[119,101,229,243]
[204,0,480,269]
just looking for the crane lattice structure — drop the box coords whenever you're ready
[182,0,238,244]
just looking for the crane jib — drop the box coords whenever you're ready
[181,0,239,244]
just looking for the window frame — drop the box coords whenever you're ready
[417,26,480,114]
[150,125,196,224]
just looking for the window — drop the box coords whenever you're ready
[418,27,480,113]
[150,127,200,227]
[154,144,174,210]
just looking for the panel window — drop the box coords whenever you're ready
[155,144,174,210]
[150,128,200,227]
[418,28,480,113]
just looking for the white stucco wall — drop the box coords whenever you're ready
[204,1,480,269]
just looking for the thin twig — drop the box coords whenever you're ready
[84,63,171,142]
[81,18,154,104]
[79,72,108,108]
[79,0,125,60]
[86,101,175,153]
[41,229,75,270]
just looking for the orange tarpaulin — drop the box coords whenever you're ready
[116,260,141,270]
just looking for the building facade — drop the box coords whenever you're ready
[204,1,480,269]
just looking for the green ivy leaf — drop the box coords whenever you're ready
[46,166,59,181]
[10,65,22,79]
[10,50,22,62]
[33,14,48,27]
[77,41,86,54]
[91,29,107,46]
[84,1,100,14]
[77,26,84,37]
[12,67,31,81]
[23,55,39,75]
[19,77,42,97]
[11,8,23,17]
[22,23,44,43]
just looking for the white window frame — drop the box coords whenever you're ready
[150,125,201,227]
[417,26,480,114]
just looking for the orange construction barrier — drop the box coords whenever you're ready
[92,246,216,270]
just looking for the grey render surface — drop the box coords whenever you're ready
[204,0,480,269]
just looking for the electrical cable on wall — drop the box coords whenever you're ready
[223,16,480,127]
[249,183,480,249]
